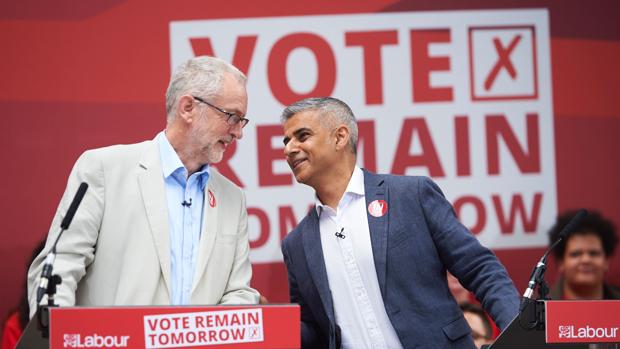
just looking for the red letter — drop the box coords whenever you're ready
[357,120,377,172]
[410,29,453,102]
[345,30,398,105]
[248,207,270,249]
[486,113,540,175]
[453,196,486,234]
[190,36,258,76]
[454,116,471,176]
[147,319,159,331]
[257,125,292,186]
[190,38,214,56]
[391,118,445,177]
[492,193,543,233]
[214,142,243,187]
[268,33,336,105]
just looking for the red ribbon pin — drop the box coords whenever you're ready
[208,189,216,208]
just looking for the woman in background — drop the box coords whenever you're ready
[548,210,620,300]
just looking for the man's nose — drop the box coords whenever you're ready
[284,140,297,157]
[231,122,243,140]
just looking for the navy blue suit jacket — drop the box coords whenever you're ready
[281,171,520,349]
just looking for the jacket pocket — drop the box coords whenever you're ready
[442,315,470,341]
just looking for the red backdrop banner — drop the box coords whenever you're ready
[1,0,619,327]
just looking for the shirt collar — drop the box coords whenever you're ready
[156,131,210,190]
[315,166,365,215]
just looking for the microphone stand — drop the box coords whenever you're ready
[518,209,588,331]
[518,260,550,331]
[36,182,89,338]
[36,232,64,338]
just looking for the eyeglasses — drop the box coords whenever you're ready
[192,96,249,128]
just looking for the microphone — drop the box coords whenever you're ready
[181,198,192,207]
[335,228,345,239]
[61,183,89,229]
[37,182,89,304]
[519,209,588,312]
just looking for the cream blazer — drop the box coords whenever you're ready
[27,139,259,317]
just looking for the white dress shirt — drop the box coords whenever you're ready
[317,166,403,349]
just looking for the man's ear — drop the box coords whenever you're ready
[177,95,197,123]
[334,125,350,151]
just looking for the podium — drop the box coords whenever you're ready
[17,304,300,349]
[490,300,620,348]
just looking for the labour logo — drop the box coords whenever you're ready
[558,326,571,338]
[64,334,79,348]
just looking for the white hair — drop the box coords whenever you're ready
[165,56,246,122]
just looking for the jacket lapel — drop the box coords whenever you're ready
[302,209,335,323]
[137,140,172,297]
[363,169,389,298]
[192,171,219,292]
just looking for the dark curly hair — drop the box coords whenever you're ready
[549,210,617,261]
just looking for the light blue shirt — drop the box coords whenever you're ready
[157,131,209,305]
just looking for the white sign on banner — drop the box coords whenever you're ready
[169,9,556,263]
[143,309,264,348]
